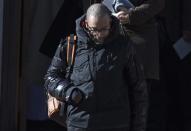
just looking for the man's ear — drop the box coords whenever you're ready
[84,19,88,28]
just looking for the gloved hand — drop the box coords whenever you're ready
[69,88,84,106]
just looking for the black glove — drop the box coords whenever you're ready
[69,88,84,106]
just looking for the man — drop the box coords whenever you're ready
[44,4,148,131]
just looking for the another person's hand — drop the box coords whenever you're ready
[115,6,129,24]
[115,11,129,24]
[183,30,191,43]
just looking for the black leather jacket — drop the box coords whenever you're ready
[44,15,148,131]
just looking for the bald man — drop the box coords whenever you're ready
[44,4,148,131]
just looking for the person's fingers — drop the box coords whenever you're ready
[118,15,129,24]
[116,11,127,18]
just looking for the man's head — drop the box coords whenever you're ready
[85,4,112,44]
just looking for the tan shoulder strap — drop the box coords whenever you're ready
[66,34,77,67]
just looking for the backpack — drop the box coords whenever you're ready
[47,34,77,127]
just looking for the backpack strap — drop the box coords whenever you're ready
[66,34,77,79]
[67,34,77,66]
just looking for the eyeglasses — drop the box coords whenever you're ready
[86,23,111,35]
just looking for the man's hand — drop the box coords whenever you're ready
[70,88,83,105]
[183,30,191,43]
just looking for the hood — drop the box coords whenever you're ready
[75,14,121,46]
[75,14,89,44]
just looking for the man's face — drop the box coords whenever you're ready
[86,15,111,44]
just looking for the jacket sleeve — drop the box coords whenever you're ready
[124,43,148,131]
[44,39,76,102]
[113,0,135,12]
[126,0,164,25]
